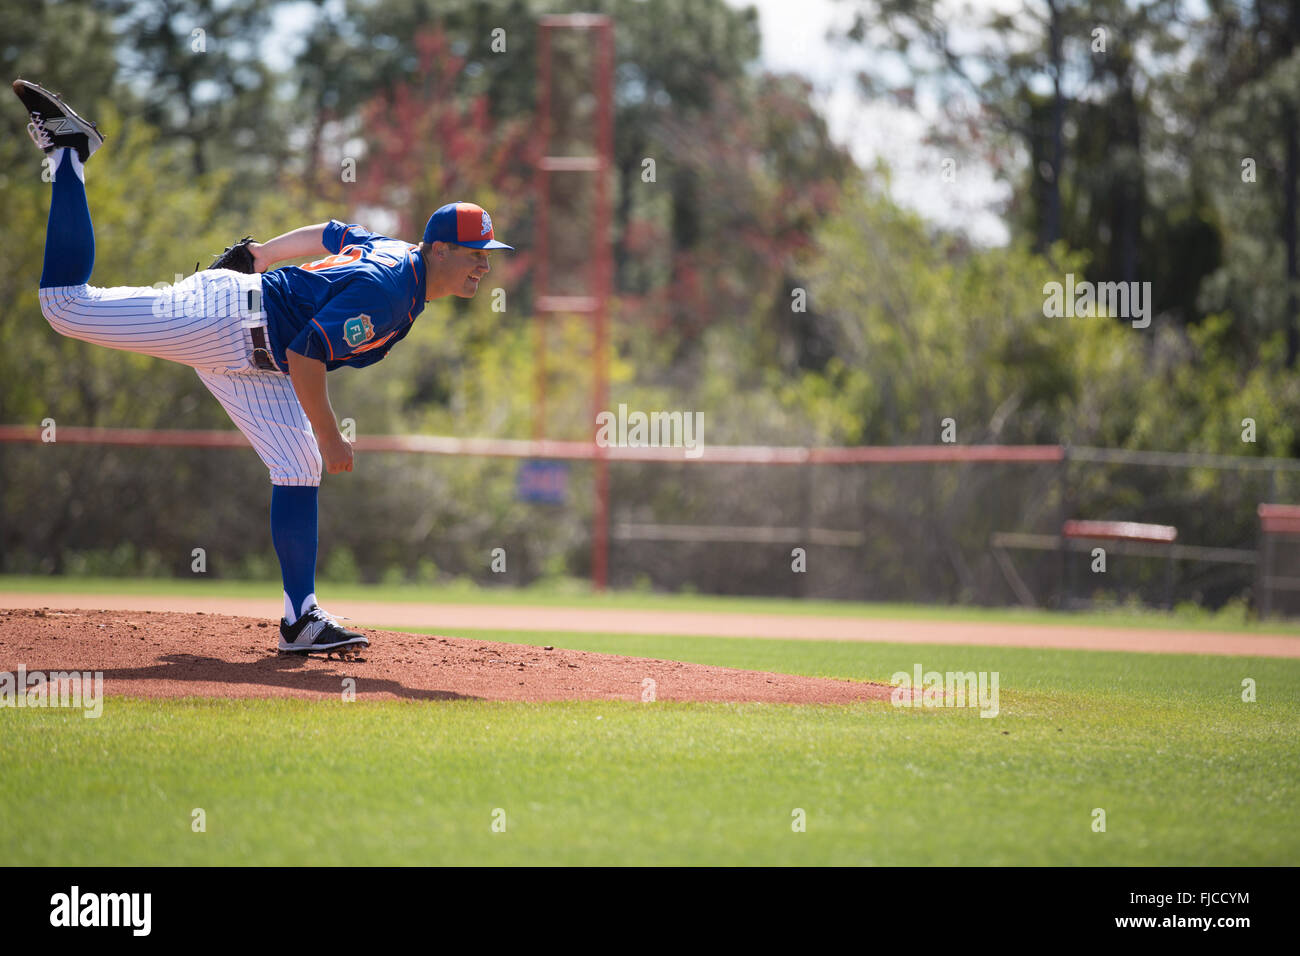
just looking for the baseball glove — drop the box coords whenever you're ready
[207,236,258,273]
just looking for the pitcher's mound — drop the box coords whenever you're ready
[0,608,897,705]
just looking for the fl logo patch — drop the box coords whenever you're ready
[342,314,375,347]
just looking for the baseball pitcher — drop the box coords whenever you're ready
[14,79,513,658]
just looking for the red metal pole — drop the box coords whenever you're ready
[533,24,552,441]
[591,20,614,592]
[534,15,613,590]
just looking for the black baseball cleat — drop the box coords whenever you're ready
[12,79,104,163]
[278,605,369,656]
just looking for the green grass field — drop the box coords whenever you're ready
[3,578,1298,864]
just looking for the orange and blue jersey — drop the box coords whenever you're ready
[260,219,427,372]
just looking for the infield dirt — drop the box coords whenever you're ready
[0,607,899,704]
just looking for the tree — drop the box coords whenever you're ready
[98,0,281,178]
[1184,0,1300,366]
[838,0,1217,326]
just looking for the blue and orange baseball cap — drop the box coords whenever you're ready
[423,201,513,250]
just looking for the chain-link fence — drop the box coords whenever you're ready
[4,430,1300,614]
[613,448,1300,610]
[0,437,591,584]
[609,457,1063,602]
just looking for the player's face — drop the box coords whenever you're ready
[452,246,491,298]
[426,242,493,300]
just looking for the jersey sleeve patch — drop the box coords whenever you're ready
[342,314,376,347]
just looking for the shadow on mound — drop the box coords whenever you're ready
[94,653,479,702]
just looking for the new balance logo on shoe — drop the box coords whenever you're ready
[12,79,105,162]
[278,605,368,656]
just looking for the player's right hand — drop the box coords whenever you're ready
[321,433,354,474]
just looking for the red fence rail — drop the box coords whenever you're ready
[0,425,1067,465]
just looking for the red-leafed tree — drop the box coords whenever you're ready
[345,28,533,282]
[619,72,853,368]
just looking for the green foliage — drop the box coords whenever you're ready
[799,187,1093,444]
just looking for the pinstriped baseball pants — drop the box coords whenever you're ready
[37,270,322,486]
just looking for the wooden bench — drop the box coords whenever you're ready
[1061,520,1178,609]
[989,521,1182,608]
[1061,520,1177,544]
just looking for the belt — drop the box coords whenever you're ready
[248,325,280,372]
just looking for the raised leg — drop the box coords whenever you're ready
[40,148,94,289]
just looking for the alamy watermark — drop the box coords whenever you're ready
[1043,273,1151,329]
[890,663,999,718]
[150,274,264,322]
[1,666,103,718]
[595,404,704,459]
[50,886,150,935]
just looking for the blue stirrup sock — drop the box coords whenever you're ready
[40,148,95,289]
[270,484,320,624]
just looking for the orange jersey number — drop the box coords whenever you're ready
[301,247,364,272]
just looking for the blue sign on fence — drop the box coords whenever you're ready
[516,459,569,504]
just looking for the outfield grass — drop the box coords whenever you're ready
[2,634,1297,865]
[4,573,1300,635]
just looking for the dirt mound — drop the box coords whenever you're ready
[0,608,897,705]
